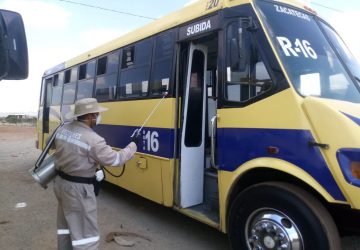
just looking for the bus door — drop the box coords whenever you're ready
[40,74,63,149]
[180,43,207,208]
[41,77,52,148]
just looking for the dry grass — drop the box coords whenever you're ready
[0,125,36,140]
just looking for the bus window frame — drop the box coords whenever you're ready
[51,72,64,106]
[76,59,96,100]
[121,46,135,69]
[44,29,178,106]
[96,56,108,76]
[62,67,78,105]
[150,29,176,97]
[94,50,121,102]
[218,6,289,109]
[45,77,53,108]
[117,38,154,100]
[77,77,95,100]
[78,63,87,81]
[39,78,46,107]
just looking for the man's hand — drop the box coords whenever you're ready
[95,169,104,182]
[131,129,141,145]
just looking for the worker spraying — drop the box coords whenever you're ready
[52,98,141,250]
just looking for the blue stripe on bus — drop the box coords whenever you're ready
[342,112,360,126]
[217,128,345,201]
[94,124,175,158]
[95,124,345,201]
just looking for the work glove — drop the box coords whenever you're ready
[95,169,104,182]
[131,129,141,145]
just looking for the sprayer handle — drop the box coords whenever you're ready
[130,129,141,145]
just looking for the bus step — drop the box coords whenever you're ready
[175,204,220,229]
[204,169,219,214]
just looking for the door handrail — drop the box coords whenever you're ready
[210,115,218,169]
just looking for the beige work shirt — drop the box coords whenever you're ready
[54,120,137,178]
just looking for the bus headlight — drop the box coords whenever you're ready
[337,149,360,187]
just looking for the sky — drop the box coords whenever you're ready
[0,0,359,114]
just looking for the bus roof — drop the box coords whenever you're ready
[43,0,310,76]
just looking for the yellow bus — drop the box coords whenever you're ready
[37,0,360,249]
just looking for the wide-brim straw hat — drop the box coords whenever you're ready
[66,98,108,119]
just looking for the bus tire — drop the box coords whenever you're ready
[227,182,341,250]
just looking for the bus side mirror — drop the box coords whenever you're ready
[230,38,239,70]
[230,28,248,71]
[0,9,28,81]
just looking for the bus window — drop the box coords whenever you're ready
[151,30,175,95]
[87,60,96,78]
[45,77,53,107]
[64,69,71,83]
[95,51,119,102]
[95,74,117,101]
[63,68,77,105]
[119,66,150,98]
[225,21,272,103]
[107,52,119,74]
[77,60,95,100]
[135,39,152,65]
[151,60,171,94]
[96,56,107,76]
[255,0,360,103]
[121,47,134,68]
[51,72,64,105]
[40,79,45,106]
[70,67,78,83]
[119,39,152,98]
[185,50,205,147]
[78,64,87,80]
[42,77,53,133]
[77,78,94,100]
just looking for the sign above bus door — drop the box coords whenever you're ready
[179,15,219,40]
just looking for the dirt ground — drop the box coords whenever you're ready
[0,125,359,250]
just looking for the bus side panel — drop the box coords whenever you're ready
[161,159,175,206]
[42,105,62,148]
[100,99,176,129]
[217,159,345,233]
[104,155,165,204]
[215,89,346,232]
[95,99,176,205]
[303,97,360,209]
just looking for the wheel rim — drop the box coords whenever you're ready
[245,208,304,250]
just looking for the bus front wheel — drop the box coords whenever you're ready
[227,182,341,250]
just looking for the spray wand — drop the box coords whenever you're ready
[131,91,168,137]
[104,91,168,178]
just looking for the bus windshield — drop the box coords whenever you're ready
[255,0,360,103]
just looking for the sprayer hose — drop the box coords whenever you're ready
[102,165,126,178]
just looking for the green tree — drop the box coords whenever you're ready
[5,115,18,124]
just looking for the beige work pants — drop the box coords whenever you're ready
[53,176,99,250]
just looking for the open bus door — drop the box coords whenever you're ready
[180,43,207,208]
[38,77,51,149]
